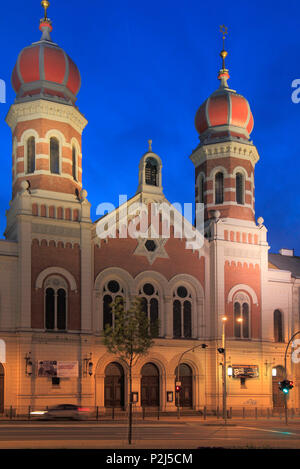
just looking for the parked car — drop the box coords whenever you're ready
[31,404,90,420]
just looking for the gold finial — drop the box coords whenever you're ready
[219,24,228,70]
[148,139,152,152]
[41,0,50,21]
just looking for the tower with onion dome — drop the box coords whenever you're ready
[190,26,259,224]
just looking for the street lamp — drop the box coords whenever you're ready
[176,341,207,419]
[218,315,243,424]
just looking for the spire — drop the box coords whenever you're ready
[218,25,230,88]
[39,0,53,41]
[148,139,153,152]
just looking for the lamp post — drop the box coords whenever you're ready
[219,315,243,424]
[176,341,207,419]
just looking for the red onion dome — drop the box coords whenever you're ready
[11,17,81,105]
[195,68,254,143]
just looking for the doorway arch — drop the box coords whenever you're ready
[141,363,159,407]
[175,363,193,408]
[0,364,4,413]
[104,362,125,408]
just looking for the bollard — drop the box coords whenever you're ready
[112,406,115,420]
[9,406,13,420]
[255,407,258,419]
[96,406,99,421]
[142,406,145,420]
[204,406,207,420]
[242,407,245,419]
[267,408,270,419]
[230,407,232,419]
[217,406,219,419]
[157,407,159,421]
[28,406,31,420]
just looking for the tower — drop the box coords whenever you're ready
[190,26,259,224]
[4,2,92,333]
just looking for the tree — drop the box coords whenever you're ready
[104,296,156,444]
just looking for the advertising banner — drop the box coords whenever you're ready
[37,361,78,377]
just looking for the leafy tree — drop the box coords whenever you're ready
[104,296,157,444]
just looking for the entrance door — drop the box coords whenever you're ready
[0,364,4,414]
[141,363,159,407]
[272,365,285,410]
[104,362,124,408]
[175,363,193,407]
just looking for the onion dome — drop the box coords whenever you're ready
[195,28,254,143]
[11,1,81,105]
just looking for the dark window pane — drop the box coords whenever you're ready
[141,363,159,376]
[242,303,249,338]
[46,288,55,330]
[215,172,224,204]
[57,289,66,330]
[234,302,241,337]
[274,309,283,342]
[107,280,120,293]
[143,283,154,296]
[72,146,77,180]
[150,298,159,337]
[183,301,192,338]
[27,137,35,174]
[173,300,181,338]
[103,294,113,329]
[177,286,188,298]
[145,157,158,186]
[236,173,244,205]
[50,137,59,174]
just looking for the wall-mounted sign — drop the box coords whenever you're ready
[37,361,78,378]
[231,365,259,379]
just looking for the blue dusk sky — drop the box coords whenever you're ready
[0,0,299,255]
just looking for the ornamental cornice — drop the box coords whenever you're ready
[190,141,260,168]
[5,99,88,135]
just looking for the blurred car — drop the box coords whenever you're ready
[31,404,90,420]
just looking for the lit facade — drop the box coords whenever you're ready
[0,6,299,415]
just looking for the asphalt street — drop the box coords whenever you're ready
[0,419,300,449]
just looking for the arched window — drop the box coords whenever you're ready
[215,172,224,204]
[44,276,67,331]
[173,286,192,338]
[50,137,60,174]
[102,280,124,330]
[274,310,284,342]
[198,174,205,204]
[139,283,159,337]
[26,136,35,174]
[72,146,77,181]
[145,157,158,186]
[233,293,250,339]
[236,172,244,205]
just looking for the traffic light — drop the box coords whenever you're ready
[175,384,182,393]
[279,380,294,394]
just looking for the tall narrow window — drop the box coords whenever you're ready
[44,276,68,331]
[215,172,224,204]
[27,137,35,174]
[199,174,205,203]
[102,280,124,330]
[145,157,158,186]
[274,309,284,342]
[72,146,77,181]
[234,302,241,338]
[173,286,193,338]
[234,295,250,339]
[50,137,59,174]
[236,172,244,205]
[139,283,159,337]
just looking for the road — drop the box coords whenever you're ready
[0,419,300,449]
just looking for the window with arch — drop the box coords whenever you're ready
[215,172,224,204]
[26,136,36,174]
[233,292,250,338]
[198,174,205,204]
[139,283,159,337]
[50,137,60,174]
[103,280,125,330]
[44,276,67,331]
[145,157,158,186]
[72,145,77,181]
[274,309,284,342]
[173,286,192,338]
[236,172,244,205]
